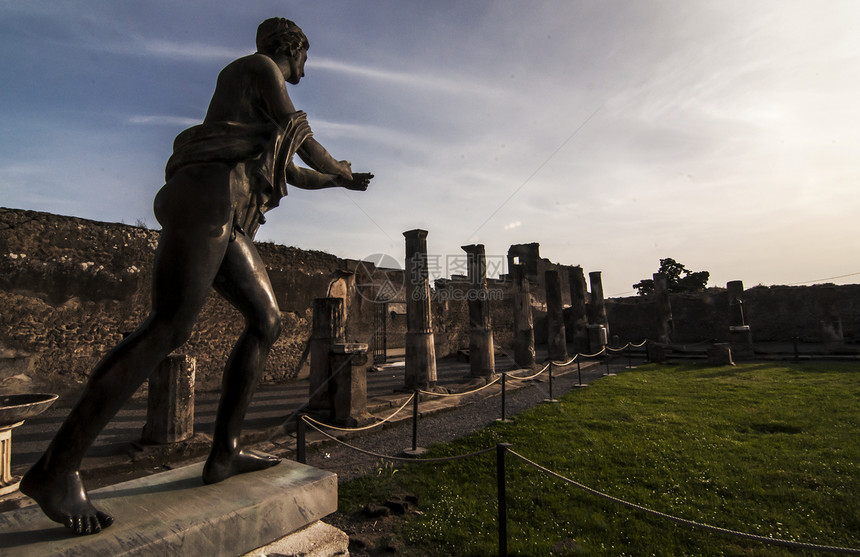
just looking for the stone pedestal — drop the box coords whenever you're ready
[546,269,568,361]
[142,354,195,444]
[404,229,437,390]
[568,266,589,353]
[647,341,667,363]
[330,343,373,427]
[308,298,345,415]
[587,324,607,354]
[0,461,340,556]
[0,421,23,496]
[707,343,735,366]
[819,285,844,348]
[653,272,673,344]
[588,271,610,338]
[727,280,753,358]
[462,244,495,378]
[511,264,535,368]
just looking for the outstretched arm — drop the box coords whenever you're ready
[286,163,372,191]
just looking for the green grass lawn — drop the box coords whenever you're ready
[338,363,859,556]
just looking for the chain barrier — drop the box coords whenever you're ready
[507,449,860,555]
[301,416,496,464]
[302,393,415,433]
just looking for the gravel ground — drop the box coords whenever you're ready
[304,360,630,481]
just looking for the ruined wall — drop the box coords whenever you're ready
[0,208,499,403]
[606,285,860,344]
[0,208,360,401]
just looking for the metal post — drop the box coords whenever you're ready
[496,443,512,557]
[793,336,800,363]
[627,344,632,368]
[645,340,651,363]
[500,373,507,422]
[412,390,420,452]
[605,351,610,374]
[548,362,553,400]
[544,362,558,403]
[297,414,307,464]
[577,358,581,383]
[403,391,427,456]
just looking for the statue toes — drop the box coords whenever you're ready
[97,511,114,528]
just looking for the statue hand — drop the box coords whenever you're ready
[336,160,353,180]
[343,172,373,191]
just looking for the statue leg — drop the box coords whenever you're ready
[21,168,234,534]
[202,232,283,484]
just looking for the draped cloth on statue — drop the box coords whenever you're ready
[165,111,312,239]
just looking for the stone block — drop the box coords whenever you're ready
[330,343,373,427]
[0,461,338,556]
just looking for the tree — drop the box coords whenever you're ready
[633,258,709,296]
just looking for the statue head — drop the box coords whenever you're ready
[256,18,309,57]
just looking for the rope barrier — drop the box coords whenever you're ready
[302,417,496,464]
[576,347,607,358]
[302,393,415,433]
[418,375,502,398]
[629,340,647,348]
[508,450,860,555]
[507,363,549,382]
[550,354,579,367]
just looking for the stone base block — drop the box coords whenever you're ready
[0,460,337,556]
[242,520,348,557]
[707,343,735,366]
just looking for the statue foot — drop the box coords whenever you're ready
[20,461,114,536]
[202,448,281,484]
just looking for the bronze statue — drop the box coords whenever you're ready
[21,18,372,535]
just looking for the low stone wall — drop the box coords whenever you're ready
[606,285,860,344]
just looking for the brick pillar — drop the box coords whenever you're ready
[511,264,535,368]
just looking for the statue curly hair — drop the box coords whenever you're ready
[256,17,309,56]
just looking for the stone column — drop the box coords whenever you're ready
[653,272,673,344]
[546,269,568,361]
[568,266,589,353]
[727,280,753,357]
[308,297,345,416]
[462,244,495,378]
[330,343,373,427]
[142,354,196,444]
[588,271,609,336]
[403,229,437,390]
[511,264,536,368]
[587,271,609,352]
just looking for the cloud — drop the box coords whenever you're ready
[308,56,503,98]
[137,38,245,61]
[128,114,200,127]
[503,221,521,231]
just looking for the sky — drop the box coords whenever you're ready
[2,0,860,297]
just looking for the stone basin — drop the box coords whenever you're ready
[0,393,58,427]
